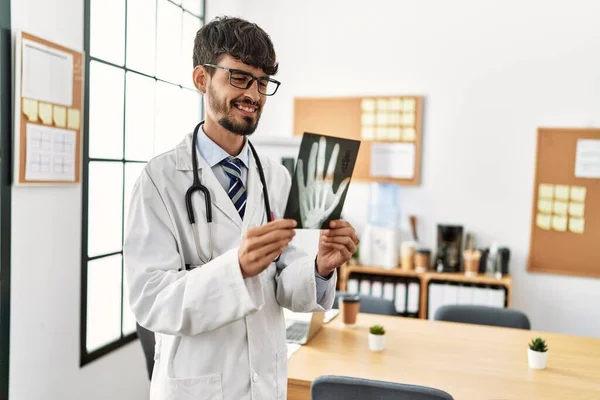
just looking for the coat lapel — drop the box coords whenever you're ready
[243,156,266,230]
[176,132,242,229]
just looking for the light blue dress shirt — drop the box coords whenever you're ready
[196,127,332,302]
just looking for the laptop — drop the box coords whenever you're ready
[285,310,325,344]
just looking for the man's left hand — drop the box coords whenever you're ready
[316,220,359,277]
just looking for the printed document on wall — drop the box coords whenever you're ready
[575,139,600,178]
[370,143,415,179]
[25,123,76,181]
[21,38,74,106]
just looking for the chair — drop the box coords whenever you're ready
[434,305,531,330]
[311,375,454,400]
[136,322,156,379]
[333,291,397,316]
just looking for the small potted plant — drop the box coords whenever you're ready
[368,324,386,352]
[528,337,548,369]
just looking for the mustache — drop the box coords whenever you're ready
[232,98,260,108]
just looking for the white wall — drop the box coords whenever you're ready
[208,0,600,338]
[10,0,149,399]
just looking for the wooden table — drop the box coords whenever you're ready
[287,313,600,399]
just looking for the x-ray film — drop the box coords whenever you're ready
[283,132,361,229]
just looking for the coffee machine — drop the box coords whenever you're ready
[435,224,464,272]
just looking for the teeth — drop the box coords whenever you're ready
[236,104,255,113]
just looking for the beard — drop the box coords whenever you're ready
[208,84,261,136]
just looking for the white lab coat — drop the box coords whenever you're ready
[123,132,336,400]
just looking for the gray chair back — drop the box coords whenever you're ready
[434,305,531,330]
[136,322,156,379]
[333,291,396,316]
[311,375,454,400]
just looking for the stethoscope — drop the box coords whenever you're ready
[186,121,276,265]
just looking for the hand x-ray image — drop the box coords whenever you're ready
[284,132,361,229]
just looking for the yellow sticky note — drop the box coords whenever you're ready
[403,128,416,142]
[361,127,375,140]
[389,98,402,111]
[537,199,553,214]
[362,99,376,112]
[53,106,67,128]
[403,98,416,112]
[553,200,568,216]
[389,127,402,140]
[38,102,53,125]
[22,98,38,122]
[361,113,375,126]
[569,218,585,234]
[376,98,389,111]
[538,183,554,199]
[67,108,81,130]
[402,113,416,126]
[570,186,587,202]
[552,216,568,232]
[555,185,570,201]
[569,202,585,218]
[536,214,551,230]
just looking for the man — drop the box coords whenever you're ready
[124,16,359,399]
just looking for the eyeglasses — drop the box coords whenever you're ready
[203,64,281,96]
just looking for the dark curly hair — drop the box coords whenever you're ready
[193,16,278,76]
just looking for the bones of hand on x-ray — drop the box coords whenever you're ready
[296,136,351,229]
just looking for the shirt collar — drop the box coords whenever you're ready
[196,125,250,169]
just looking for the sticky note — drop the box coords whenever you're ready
[403,98,416,112]
[376,112,388,125]
[361,127,375,140]
[22,98,38,122]
[53,106,67,128]
[389,128,402,140]
[377,98,389,111]
[402,113,416,126]
[569,218,585,234]
[38,102,53,125]
[551,216,568,232]
[389,98,402,111]
[537,199,553,214]
[361,99,376,112]
[403,128,416,142]
[536,214,551,230]
[67,108,81,130]
[553,200,568,216]
[570,186,587,202]
[538,183,554,199]
[554,185,570,201]
[361,113,375,126]
[569,202,585,218]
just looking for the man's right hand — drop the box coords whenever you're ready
[238,219,297,278]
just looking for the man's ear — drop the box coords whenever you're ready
[193,65,208,94]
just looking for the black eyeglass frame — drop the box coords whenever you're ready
[203,63,281,96]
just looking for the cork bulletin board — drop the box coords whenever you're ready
[528,128,600,278]
[293,95,424,186]
[13,31,84,185]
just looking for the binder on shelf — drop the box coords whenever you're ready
[407,282,420,313]
[371,280,383,298]
[394,283,407,313]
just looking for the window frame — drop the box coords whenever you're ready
[0,0,12,394]
[80,0,205,366]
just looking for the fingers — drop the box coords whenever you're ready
[320,241,353,259]
[322,235,357,254]
[316,136,326,181]
[296,158,305,189]
[307,142,317,186]
[324,177,350,217]
[325,143,339,181]
[248,219,296,237]
[256,238,291,259]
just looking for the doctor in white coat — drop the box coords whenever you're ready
[124,16,359,400]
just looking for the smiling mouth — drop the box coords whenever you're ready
[234,103,258,114]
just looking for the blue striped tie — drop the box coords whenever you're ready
[221,157,247,219]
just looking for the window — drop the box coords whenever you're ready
[81,0,204,365]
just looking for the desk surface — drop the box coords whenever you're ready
[287,313,600,400]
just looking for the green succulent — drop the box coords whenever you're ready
[369,324,385,335]
[529,337,548,352]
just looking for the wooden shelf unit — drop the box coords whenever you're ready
[339,265,513,319]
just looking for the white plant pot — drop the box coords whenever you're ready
[368,333,386,352]
[528,349,548,369]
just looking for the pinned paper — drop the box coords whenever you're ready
[376,113,388,125]
[537,199,553,214]
[22,98,39,122]
[361,99,376,112]
[403,128,416,142]
[538,183,554,199]
[569,202,585,218]
[389,98,402,111]
[38,102,53,125]
[536,214,551,230]
[569,218,585,234]
[570,186,587,202]
[376,98,389,111]
[361,113,375,126]
[553,201,568,216]
[551,216,568,232]
[403,98,416,112]
[67,108,81,130]
[389,127,402,140]
[53,106,67,128]
[402,113,416,126]
[554,185,570,201]
[361,127,375,140]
